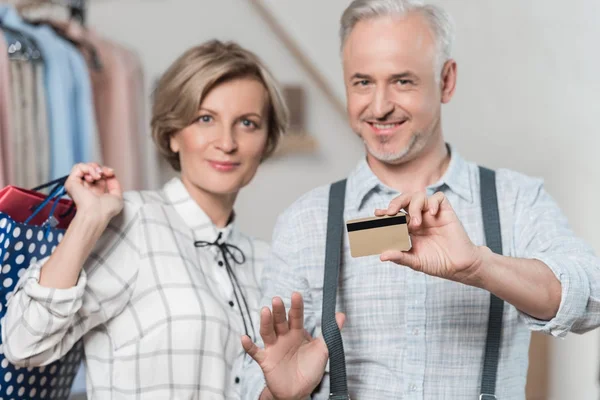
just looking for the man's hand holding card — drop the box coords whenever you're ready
[350,191,485,285]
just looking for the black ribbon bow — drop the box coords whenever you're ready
[194,232,255,341]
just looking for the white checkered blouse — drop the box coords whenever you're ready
[2,177,267,399]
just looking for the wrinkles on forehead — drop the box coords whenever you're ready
[343,13,438,82]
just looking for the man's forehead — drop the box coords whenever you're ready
[343,14,436,64]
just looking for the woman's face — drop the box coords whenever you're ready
[170,77,270,196]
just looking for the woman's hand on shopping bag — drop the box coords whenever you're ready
[241,292,345,400]
[375,191,483,286]
[65,163,124,222]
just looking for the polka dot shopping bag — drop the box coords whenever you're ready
[0,178,83,399]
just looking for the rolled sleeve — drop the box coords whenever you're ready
[519,253,591,337]
[13,257,87,316]
[513,176,600,336]
[3,257,87,365]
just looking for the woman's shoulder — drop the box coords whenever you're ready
[122,188,169,209]
[105,189,169,233]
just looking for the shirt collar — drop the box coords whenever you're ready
[429,144,473,203]
[0,6,22,27]
[350,144,473,210]
[161,177,237,244]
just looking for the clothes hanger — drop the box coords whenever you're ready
[0,21,43,62]
[18,0,103,71]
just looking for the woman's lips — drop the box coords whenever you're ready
[208,161,240,172]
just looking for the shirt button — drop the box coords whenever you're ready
[409,384,417,392]
[235,377,240,384]
[218,261,224,267]
[412,328,419,336]
[228,301,234,307]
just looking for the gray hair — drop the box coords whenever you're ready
[340,0,455,76]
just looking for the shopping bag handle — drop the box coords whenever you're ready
[29,175,76,220]
[31,175,68,193]
[25,185,67,227]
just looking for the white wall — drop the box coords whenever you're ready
[89,1,600,399]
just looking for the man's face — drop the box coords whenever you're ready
[343,13,453,165]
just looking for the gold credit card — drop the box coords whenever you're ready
[346,213,411,258]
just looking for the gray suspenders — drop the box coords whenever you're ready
[321,166,504,399]
[322,179,350,399]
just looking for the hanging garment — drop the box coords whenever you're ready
[45,20,145,190]
[0,6,99,179]
[64,38,99,165]
[0,6,75,178]
[33,61,50,184]
[0,30,12,187]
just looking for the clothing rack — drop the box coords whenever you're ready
[0,0,149,193]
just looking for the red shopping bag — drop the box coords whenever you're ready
[0,177,75,229]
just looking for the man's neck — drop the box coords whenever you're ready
[367,137,450,194]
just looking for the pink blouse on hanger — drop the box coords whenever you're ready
[0,30,13,187]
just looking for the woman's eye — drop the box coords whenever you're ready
[197,115,212,123]
[241,119,257,128]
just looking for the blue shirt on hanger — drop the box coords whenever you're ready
[65,39,98,165]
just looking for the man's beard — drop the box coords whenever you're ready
[364,133,421,165]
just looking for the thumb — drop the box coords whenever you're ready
[335,312,345,331]
[381,250,420,269]
[106,176,123,198]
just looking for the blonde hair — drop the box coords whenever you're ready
[151,40,289,170]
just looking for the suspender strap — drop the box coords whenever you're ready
[479,166,505,400]
[322,179,349,399]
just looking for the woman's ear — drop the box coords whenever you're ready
[170,134,180,154]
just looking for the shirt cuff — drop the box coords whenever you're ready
[518,253,590,337]
[8,257,88,319]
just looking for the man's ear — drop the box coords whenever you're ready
[440,59,457,104]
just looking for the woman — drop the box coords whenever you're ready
[2,40,288,399]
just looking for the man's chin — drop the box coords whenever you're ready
[364,140,415,164]
[366,147,411,165]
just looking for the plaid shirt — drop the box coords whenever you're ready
[3,177,267,399]
[241,147,600,400]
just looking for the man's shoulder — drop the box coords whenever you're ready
[486,166,545,193]
[467,162,547,208]
[273,180,352,237]
[279,182,339,220]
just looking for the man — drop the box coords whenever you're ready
[240,0,600,398]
